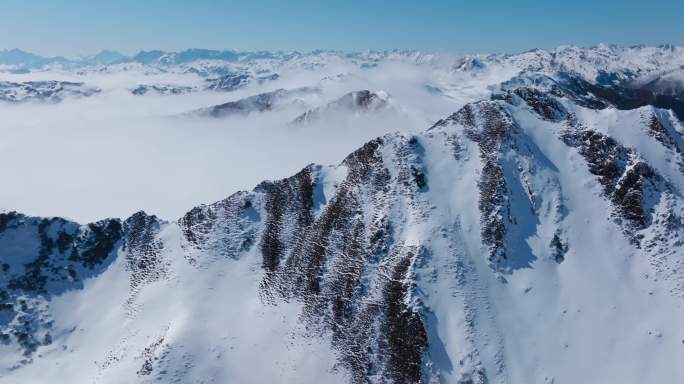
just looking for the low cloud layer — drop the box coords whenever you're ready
[0,59,463,222]
[6,45,680,222]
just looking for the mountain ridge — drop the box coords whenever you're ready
[3,44,683,73]
[1,79,683,382]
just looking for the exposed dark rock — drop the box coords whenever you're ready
[77,219,123,268]
[122,212,166,311]
[179,190,260,263]
[561,130,628,192]
[550,233,568,263]
[411,166,427,189]
[381,251,428,384]
[613,161,657,228]
[645,113,684,173]
[3,215,121,294]
[647,114,674,147]
[179,205,217,250]
[136,335,165,376]
[0,212,122,357]
[511,87,568,121]
[0,211,17,232]
[556,72,684,120]
[451,103,513,268]
[561,126,666,240]
[259,167,314,275]
[248,134,431,382]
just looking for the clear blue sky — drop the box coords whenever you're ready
[2,0,683,56]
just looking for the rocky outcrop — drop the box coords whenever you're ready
[560,125,665,238]
[0,212,122,358]
[645,113,684,173]
[178,191,260,264]
[557,72,684,120]
[496,87,568,121]
[122,212,167,315]
[433,103,516,270]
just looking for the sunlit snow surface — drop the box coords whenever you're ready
[1,45,684,383]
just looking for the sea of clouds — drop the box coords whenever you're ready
[0,59,476,222]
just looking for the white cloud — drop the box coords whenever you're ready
[0,60,463,222]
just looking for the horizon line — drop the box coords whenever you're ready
[2,42,683,61]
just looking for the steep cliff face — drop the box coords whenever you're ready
[1,86,684,383]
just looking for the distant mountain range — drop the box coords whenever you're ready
[0,47,427,69]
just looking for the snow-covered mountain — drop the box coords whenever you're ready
[4,44,684,78]
[191,87,319,118]
[292,90,391,124]
[3,44,684,110]
[131,84,197,96]
[204,72,279,91]
[1,45,684,383]
[0,80,99,103]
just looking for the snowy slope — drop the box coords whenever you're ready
[1,72,683,383]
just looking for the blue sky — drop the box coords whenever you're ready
[2,0,683,56]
